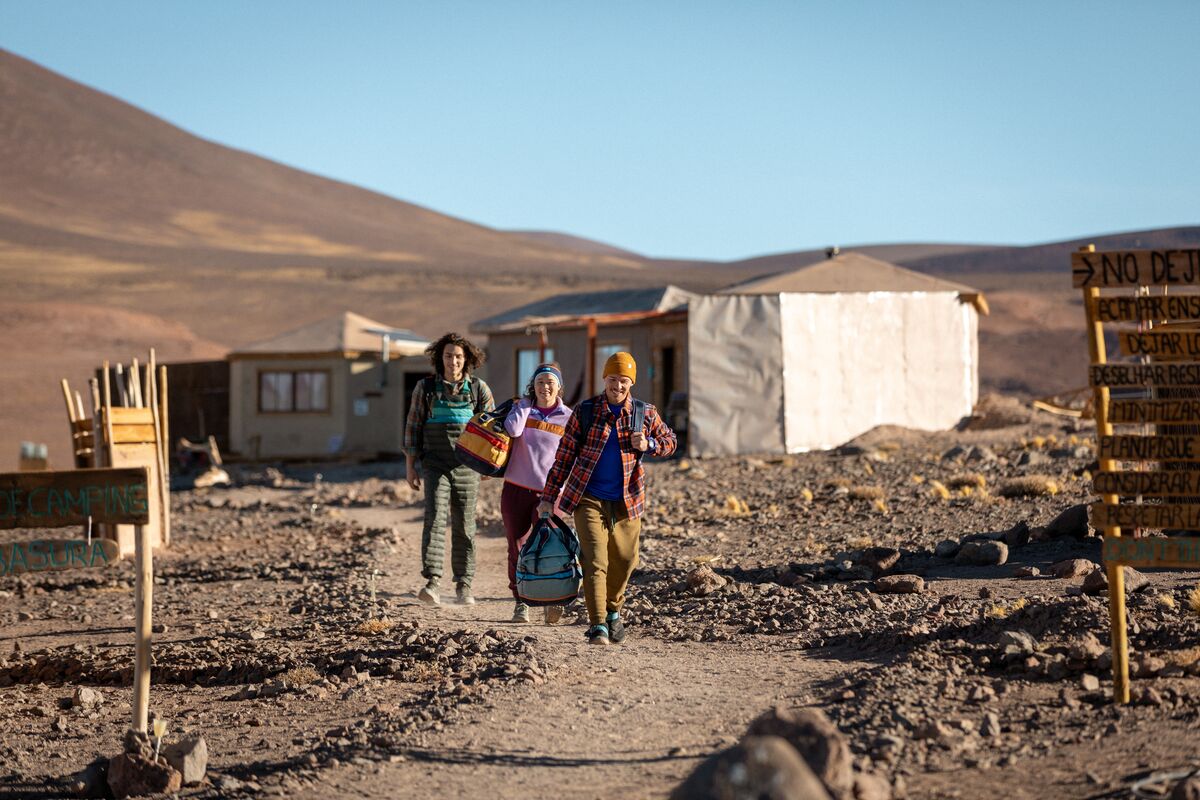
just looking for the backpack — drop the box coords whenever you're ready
[516,514,583,606]
[454,397,516,477]
[575,397,646,456]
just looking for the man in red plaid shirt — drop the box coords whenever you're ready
[538,352,677,645]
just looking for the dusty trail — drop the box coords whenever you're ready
[319,505,862,799]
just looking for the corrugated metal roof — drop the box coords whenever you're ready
[231,311,428,356]
[472,285,698,332]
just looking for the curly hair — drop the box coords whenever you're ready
[524,361,564,403]
[425,332,486,376]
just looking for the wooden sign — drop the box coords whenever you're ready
[1099,435,1200,461]
[1093,470,1200,497]
[1092,502,1200,529]
[0,468,150,530]
[1109,398,1200,424]
[1097,295,1200,323]
[1072,248,1200,288]
[0,538,120,577]
[1090,362,1200,388]
[1104,535,1200,568]
[1119,331,1200,359]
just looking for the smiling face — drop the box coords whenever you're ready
[604,374,632,405]
[533,373,560,406]
[442,344,465,381]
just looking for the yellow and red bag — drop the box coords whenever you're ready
[454,399,515,477]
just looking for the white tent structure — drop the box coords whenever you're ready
[688,252,988,456]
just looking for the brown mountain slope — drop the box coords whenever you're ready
[0,48,649,275]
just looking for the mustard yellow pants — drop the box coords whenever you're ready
[573,494,642,626]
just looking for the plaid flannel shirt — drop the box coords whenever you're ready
[403,375,494,458]
[540,394,677,519]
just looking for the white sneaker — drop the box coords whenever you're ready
[418,584,440,606]
[456,584,476,605]
[512,602,530,623]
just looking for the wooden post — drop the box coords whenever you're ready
[101,363,114,468]
[60,379,77,424]
[1082,243,1130,704]
[159,366,171,544]
[131,522,153,733]
[148,353,170,546]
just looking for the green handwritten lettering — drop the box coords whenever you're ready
[90,540,110,566]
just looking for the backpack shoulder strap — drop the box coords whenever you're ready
[632,399,646,434]
[575,399,596,447]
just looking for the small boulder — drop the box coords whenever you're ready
[72,687,102,709]
[107,754,181,799]
[1003,521,1031,548]
[1080,674,1101,692]
[999,630,1038,655]
[1082,566,1149,596]
[934,540,960,559]
[1012,566,1040,578]
[955,541,1008,566]
[669,736,833,800]
[685,565,727,596]
[1045,504,1090,538]
[163,734,208,786]
[857,547,901,575]
[874,575,924,595]
[1067,633,1106,661]
[1051,559,1097,580]
[745,707,853,799]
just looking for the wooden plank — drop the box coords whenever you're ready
[0,539,120,577]
[1097,295,1200,323]
[1072,249,1200,288]
[1103,535,1200,568]
[1092,502,1200,529]
[1099,435,1200,461]
[0,467,150,529]
[108,442,162,557]
[103,407,155,426]
[1119,330,1200,359]
[1093,470,1200,497]
[1109,398,1200,424]
[1090,362,1200,387]
[109,424,157,444]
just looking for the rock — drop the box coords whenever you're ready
[669,736,833,800]
[73,757,110,798]
[73,687,102,709]
[1051,559,1097,580]
[874,575,924,595]
[998,630,1038,655]
[107,754,181,798]
[969,685,996,703]
[941,445,967,462]
[934,540,960,559]
[981,712,1001,738]
[1082,567,1149,596]
[163,734,208,785]
[852,771,892,800]
[1135,686,1165,707]
[685,565,727,597]
[1171,775,1200,800]
[1017,450,1051,467]
[1003,521,1031,548]
[745,707,853,799]
[966,445,998,464]
[1068,633,1106,661]
[857,548,901,575]
[216,775,245,792]
[1013,566,1040,578]
[53,715,69,733]
[1132,653,1166,678]
[955,541,1008,566]
[1045,504,1090,538]
[1080,674,1101,692]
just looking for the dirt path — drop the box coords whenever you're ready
[315,506,863,799]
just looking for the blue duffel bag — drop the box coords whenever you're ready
[516,513,583,606]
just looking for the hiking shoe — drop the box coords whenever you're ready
[606,614,627,644]
[417,583,440,606]
[456,584,476,605]
[512,602,530,623]
[586,625,610,646]
[543,605,564,625]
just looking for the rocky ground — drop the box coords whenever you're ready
[3,395,1200,798]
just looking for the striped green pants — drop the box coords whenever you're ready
[420,460,480,587]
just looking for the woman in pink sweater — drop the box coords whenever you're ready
[502,363,573,623]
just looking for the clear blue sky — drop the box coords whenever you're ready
[3,1,1198,260]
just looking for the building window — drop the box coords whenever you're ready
[595,343,630,389]
[259,370,330,413]
[516,347,556,394]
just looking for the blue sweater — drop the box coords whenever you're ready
[585,403,625,501]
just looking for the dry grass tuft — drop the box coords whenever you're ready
[876,441,902,453]
[800,488,814,503]
[998,476,1059,498]
[946,473,987,490]
[723,494,751,516]
[1157,593,1177,610]
[828,477,854,489]
[928,480,951,501]
[1189,583,1200,616]
[279,666,321,686]
[911,474,926,484]
[985,597,1029,619]
[848,485,886,501]
[352,617,396,636]
[872,498,889,514]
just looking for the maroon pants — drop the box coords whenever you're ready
[501,482,542,599]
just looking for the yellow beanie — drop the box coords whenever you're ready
[603,351,636,383]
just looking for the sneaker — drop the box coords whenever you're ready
[456,584,476,605]
[543,605,564,625]
[606,613,627,644]
[417,582,440,606]
[512,602,530,623]
[586,624,610,646]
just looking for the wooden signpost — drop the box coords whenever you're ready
[1079,245,1200,704]
[0,466,156,735]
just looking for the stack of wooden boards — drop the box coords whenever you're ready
[60,350,170,556]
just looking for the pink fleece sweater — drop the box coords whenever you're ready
[503,398,573,492]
